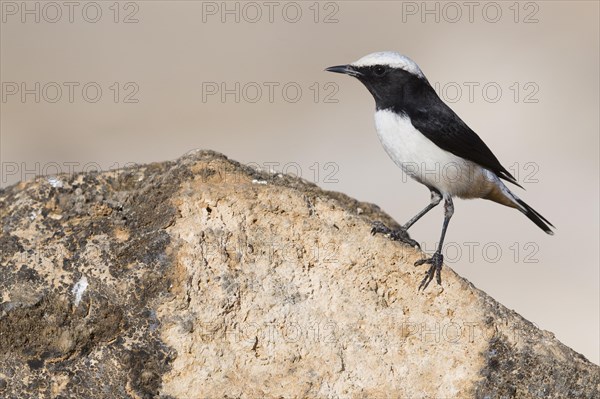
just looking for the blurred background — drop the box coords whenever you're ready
[1,1,598,364]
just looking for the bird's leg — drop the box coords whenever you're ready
[403,189,443,230]
[415,196,454,291]
[371,189,442,249]
[370,221,420,248]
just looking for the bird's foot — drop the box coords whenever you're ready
[370,221,420,248]
[414,252,443,291]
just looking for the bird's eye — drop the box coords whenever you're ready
[373,66,387,76]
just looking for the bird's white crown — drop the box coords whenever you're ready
[351,51,424,78]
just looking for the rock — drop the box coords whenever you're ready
[0,149,598,398]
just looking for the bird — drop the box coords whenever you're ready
[326,51,554,290]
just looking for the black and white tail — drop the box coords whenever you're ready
[515,198,554,235]
[483,179,555,235]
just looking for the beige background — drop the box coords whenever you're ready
[1,1,598,364]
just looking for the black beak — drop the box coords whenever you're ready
[325,64,362,77]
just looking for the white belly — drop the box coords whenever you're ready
[374,109,490,198]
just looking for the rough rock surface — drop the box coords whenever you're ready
[0,150,598,399]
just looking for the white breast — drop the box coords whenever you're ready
[374,109,490,198]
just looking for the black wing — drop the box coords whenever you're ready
[406,93,522,188]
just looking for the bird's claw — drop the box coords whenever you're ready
[415,252,443,291]
[370,221,420,248]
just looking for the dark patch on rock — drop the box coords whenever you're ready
[475,318,600,399]
[0,233,24,260]
[198,167,216,181]
[127,348,174,399]
[0,294,123,363]
[17,264,40,282]
[0,156,189,398]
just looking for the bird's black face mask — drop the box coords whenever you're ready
[354,66,424,110]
